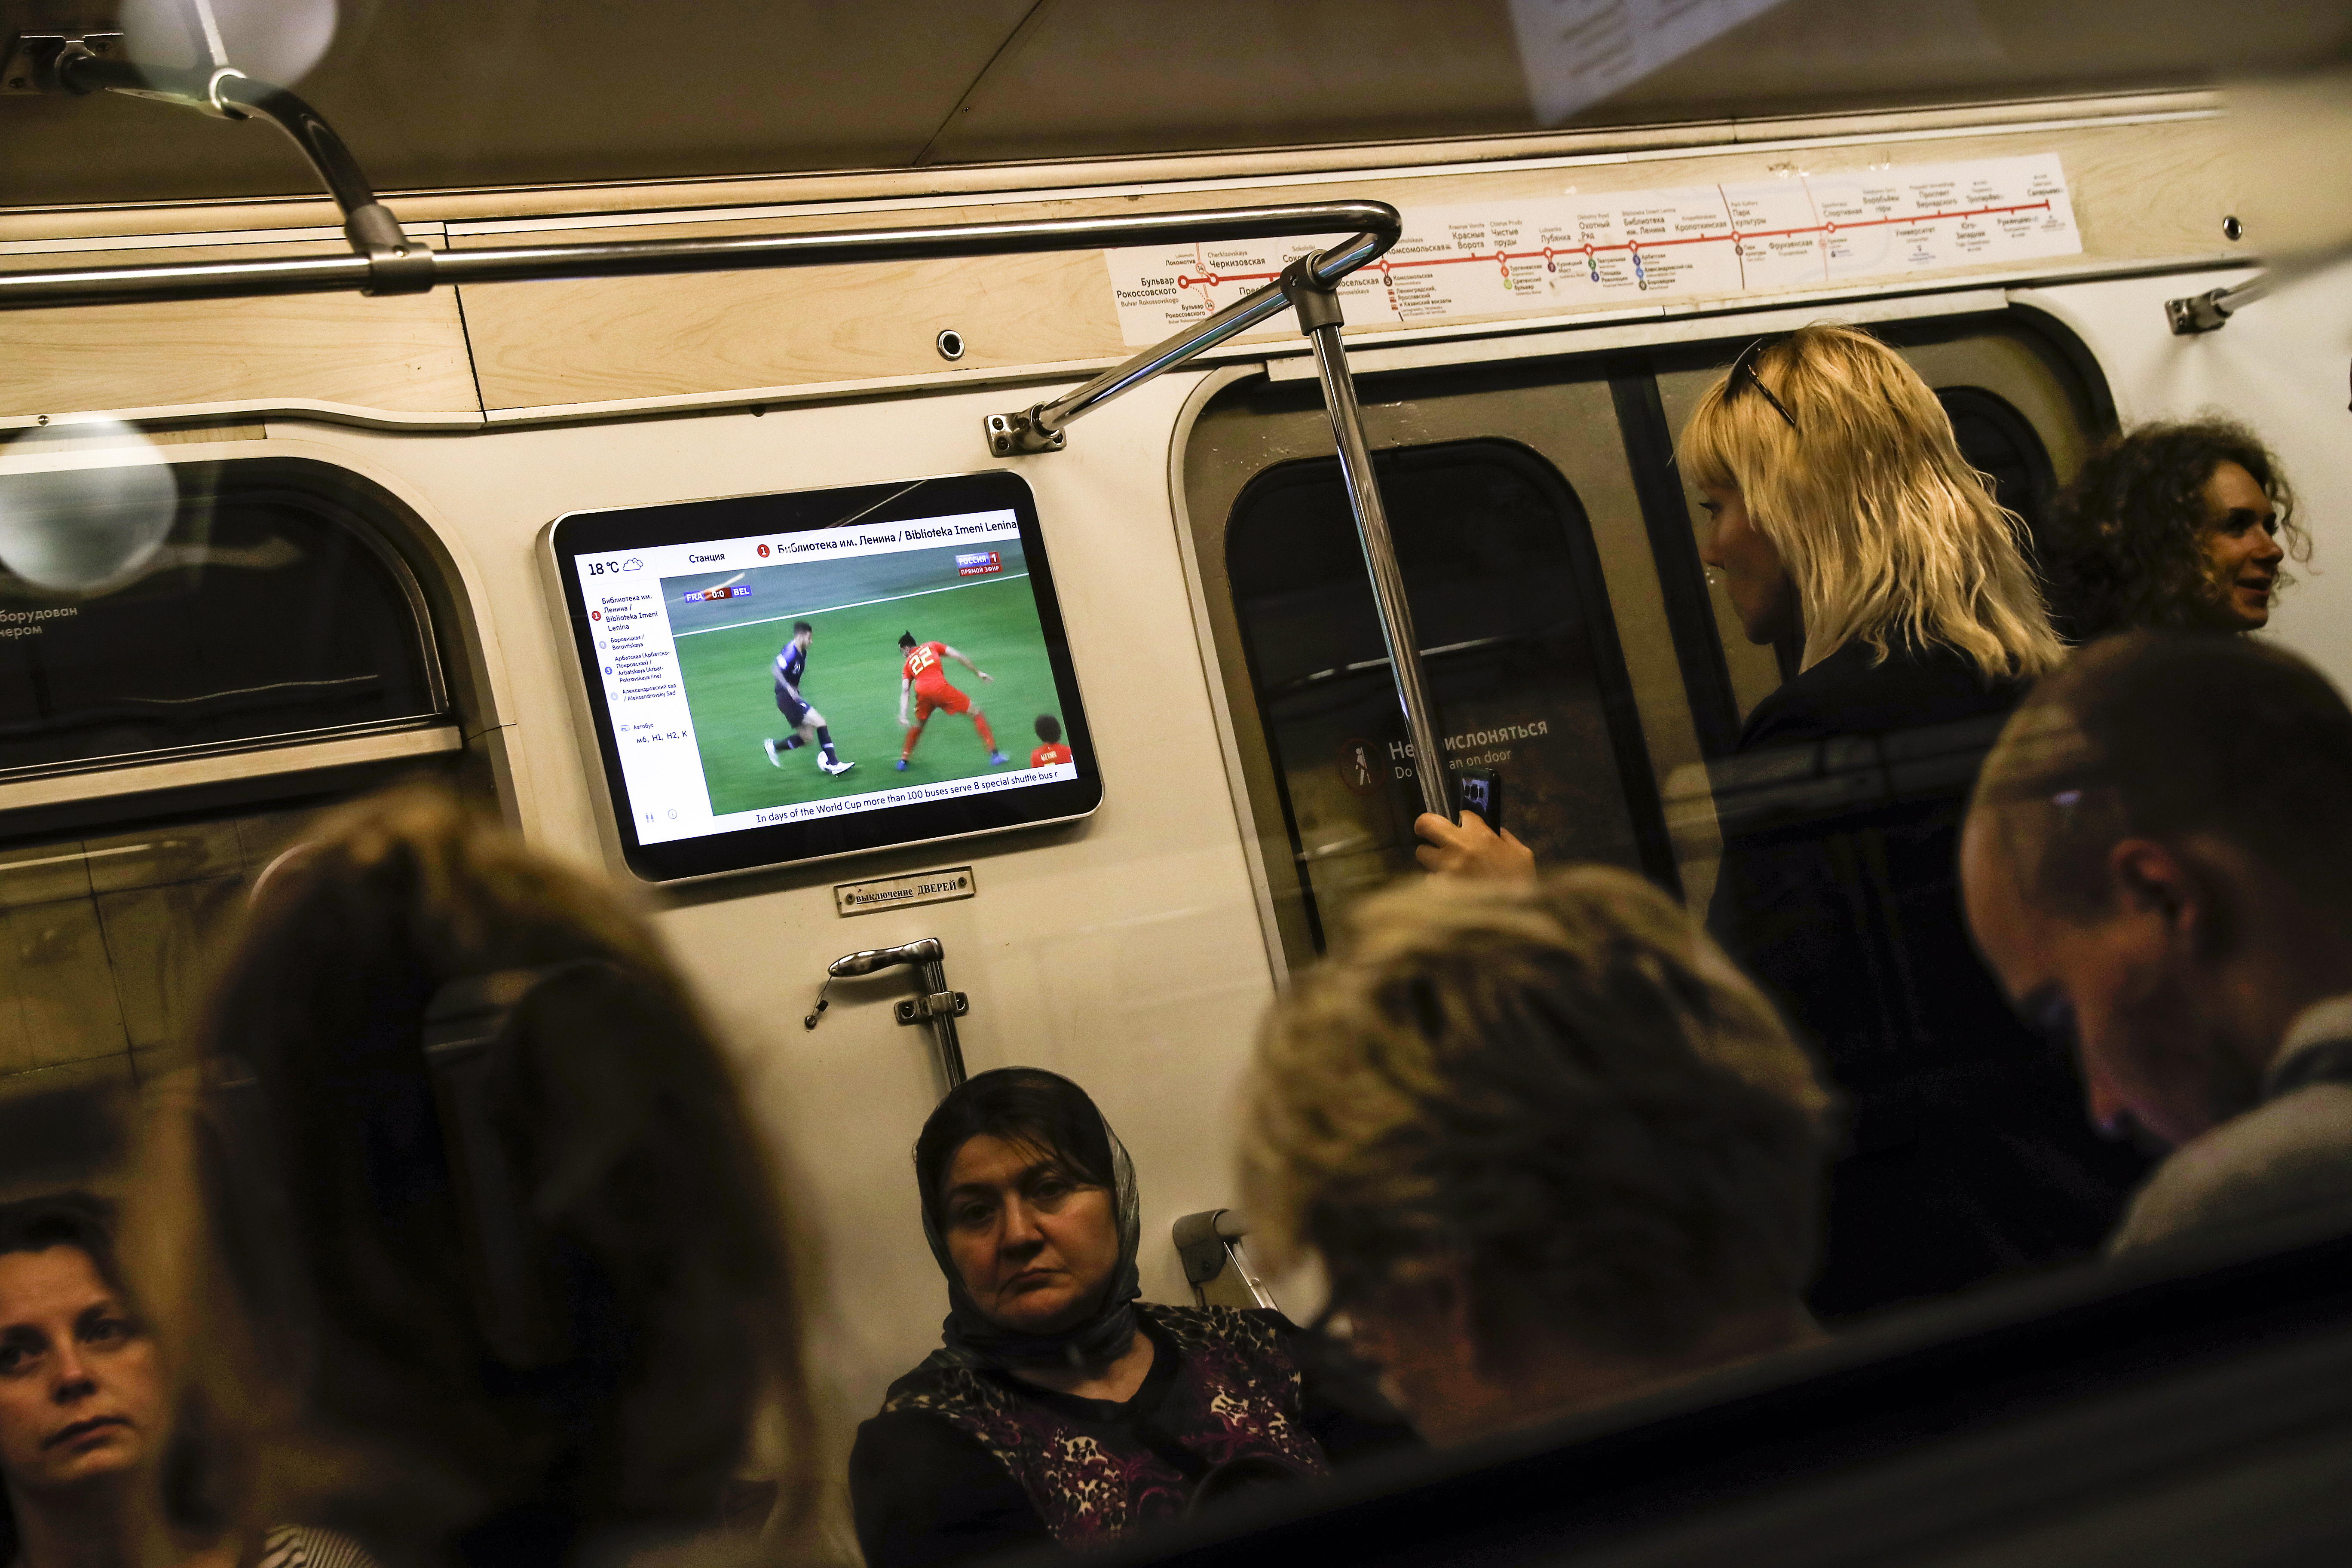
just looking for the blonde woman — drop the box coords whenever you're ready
[1422,326,2147,1318]
[1243,868,1833,1445]
[1680,325,2062,695]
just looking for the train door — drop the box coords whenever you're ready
[1181,359,1696,974]
[1179,307,2110,971]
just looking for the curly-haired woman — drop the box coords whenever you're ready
[2046,418,2304,638]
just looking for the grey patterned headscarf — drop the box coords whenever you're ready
[916,1068,1142,1372]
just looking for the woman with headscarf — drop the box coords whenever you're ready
[848,1068,1412,1568]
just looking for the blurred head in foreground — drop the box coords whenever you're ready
[1964,634,2352,1156]
[0,1195,162,1568]
[135,787,812,1568]
[1243,868,1832,1445]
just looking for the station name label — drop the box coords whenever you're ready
[834,865,978,917]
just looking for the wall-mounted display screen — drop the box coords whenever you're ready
[548,471,1099,882]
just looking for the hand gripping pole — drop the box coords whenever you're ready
[1278,256,1451,822]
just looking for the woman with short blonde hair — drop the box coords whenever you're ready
[1243,867,1831,1445]
[1418,325,2145,1318]
[1673,325,2142,1315]
[1675,325,2062,679]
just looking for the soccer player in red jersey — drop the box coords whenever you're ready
[897,631,1007,769]
[1030,713,1073,769]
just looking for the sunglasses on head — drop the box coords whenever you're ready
[1727,334,1798,431]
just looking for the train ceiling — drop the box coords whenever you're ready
[2,0,2349,209]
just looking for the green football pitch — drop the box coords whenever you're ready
[675,573,1063,817]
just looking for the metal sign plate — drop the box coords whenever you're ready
[834,865,976,917]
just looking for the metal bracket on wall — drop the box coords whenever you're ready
[1,32,123,95]
[2166,275,2268,334]
[1172,1208,1280,1311]
[985,411,1066,456]
[9,34,436,294]
[894,989,969,1026]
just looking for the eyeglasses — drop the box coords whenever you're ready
[1727,335,1798,431]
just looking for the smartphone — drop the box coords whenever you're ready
[1455,767,1503,832]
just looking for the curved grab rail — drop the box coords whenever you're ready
[53,53,434,294]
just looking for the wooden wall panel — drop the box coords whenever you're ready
[456,116,2236,415]
[456,214,1118,414]
[0,239,480,426]
[0,107,2235,425]
[0,92,2215,245]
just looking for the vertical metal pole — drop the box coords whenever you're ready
[920,955,967,1090]
[1282,261,1451,822]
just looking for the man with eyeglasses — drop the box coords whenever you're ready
[1960,632,2352,1253]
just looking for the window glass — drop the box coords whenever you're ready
[0,806,323,1108]
[1226,439,1672,948]
[1938,384,2061,545]
[0,469,444,775]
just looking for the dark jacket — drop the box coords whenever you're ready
[1706,637,2150,1317]
[849,1304,1414,1568]
[2111,1014,2352,1254]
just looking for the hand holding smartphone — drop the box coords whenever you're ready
[1455,766,1503,832]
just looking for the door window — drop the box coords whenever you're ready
[1226,439,1671,949]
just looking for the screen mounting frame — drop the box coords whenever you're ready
[546,469,1101,884]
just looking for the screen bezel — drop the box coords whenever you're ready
[548,470,1101,883]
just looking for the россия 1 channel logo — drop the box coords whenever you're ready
[955,551,1002,578]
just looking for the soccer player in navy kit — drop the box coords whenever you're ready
[764,622,854,776]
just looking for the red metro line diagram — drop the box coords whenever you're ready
[1170,196,2057,296]
[1106,154,2080,346]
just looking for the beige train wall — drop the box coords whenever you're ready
[6,91,2352,1516]
[0,92,2245,429]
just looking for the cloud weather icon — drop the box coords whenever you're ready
[623,558,643,571]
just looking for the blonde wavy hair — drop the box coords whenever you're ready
[1241,867,1831,1359]
[1677,324,2064,679]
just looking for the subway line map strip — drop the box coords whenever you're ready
[1104,155,2081,346]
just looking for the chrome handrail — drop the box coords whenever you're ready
[0,199,1400,311]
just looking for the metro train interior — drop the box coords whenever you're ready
[4,2,2352,1565]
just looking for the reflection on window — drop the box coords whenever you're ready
[1228,439,1672,948]
[0,472,444,775]
[0,807,322,1102]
